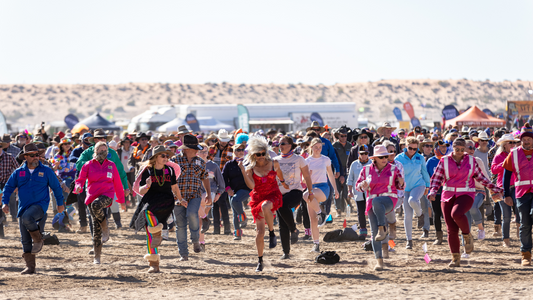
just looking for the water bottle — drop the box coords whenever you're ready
[346,205,351,218]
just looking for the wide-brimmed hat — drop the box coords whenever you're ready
[461,125,470,134]
[88,128,113,143]
[177,125,191,135]
[178,134,203,150]
[216,129,231,143]
[20,143,45,156]
[2,134,12,144]
[120,136,132,146]
[135,132,150,142]
[370,145,394,159]
[352,128,374,142]
[151,145,175,158]
[497,134,520,146]
[306,121,325,133]
[420,138,433,147]
[58,138,73,149]
[377,122,397,135]
[472,131,490,142]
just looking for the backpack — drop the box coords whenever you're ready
[362,240,373,251]
[315,251,340,264]
[42,232,60,245]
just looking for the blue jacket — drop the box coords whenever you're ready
[2,161,64,217]
[320,137,340,174]
[394,148,430,192]
[426,156,440,177]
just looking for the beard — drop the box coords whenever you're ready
[30,160,39,168]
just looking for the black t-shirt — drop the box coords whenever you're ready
[140,165,177,204]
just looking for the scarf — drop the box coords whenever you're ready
[281,150,294,158]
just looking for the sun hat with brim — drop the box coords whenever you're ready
[151,145,175,158]
[472,131,490,142]
[1,134,12,143]
[306,121,325,133]
[58,138,73,149]
[377,122,397,135]
[21,143,45,156]
[370,145,394,159]
[419,138,433,147]
[177,125,191,135]
[178,134,203,150]
[135,132,150,142]
[88,128,113,143]
[216,129,232,143]
[352,128,374,142]
[120,136,132,146]
[496,134,520,146]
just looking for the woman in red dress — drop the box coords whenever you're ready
[240,136,288,272]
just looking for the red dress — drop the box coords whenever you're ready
[249,170,283,221]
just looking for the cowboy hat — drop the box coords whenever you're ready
[20,143,45,156]
[461,125,470,134]
[177,125,191,135]
[150,145,175,158]
[135,132,150,142]
[216,129,231,143]
[1,134,12,144]
[370,145,394,159]
[496,134,520,146]
[472,131,490,142]
[88,128,113,143]
[178,134,203,151]
[352,128,374,143]
[377,122,397,135]
[120,136,132,146]
[306,121,325,133]
[419,138,433,147]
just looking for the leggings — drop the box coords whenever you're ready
[213,191,229,228]
[356,200,367,229]
[278,190,303,254]
[145,210,160,255]
[442,195,474,254]
[431,194,443,232]
[403,185,425,240]
[88,195,113,249]
[300,198,310,230]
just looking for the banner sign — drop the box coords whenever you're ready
[393,107,403,121]
[507,101,533,116]
[237,104,250,132]
[403,102,415,119]
[64,114,79,130]
[442,104,459,120]
[411,117,421,127]
[185,113,201,132]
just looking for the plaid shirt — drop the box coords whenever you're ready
[5,144,20,158]
[428,154,502,197]
[0,151,19,185]
[207,142,233,171]
[171,153,208,201]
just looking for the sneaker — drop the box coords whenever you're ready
[233,235,241,240]
[335,209,341,218]
[461,253,470,259]
[317,212,326,227]
[477,229,485,241]
[269,233,277,249]
[179,256,188,261]
[302,234,311,241]
[417,214,425,229]
[406,240,413,250]
[193,242,202,253]
[76,226,88,234]
[290,229,299,244]
[420,229,429,238]
[280,253,290,260]
[201,218,211,234]
[255,262,264,272]
[162,229,169,240]
[311,243,320,253]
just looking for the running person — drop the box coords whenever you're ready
[240,136,285,272]
[428,138,502,267]
[347,145,372,238]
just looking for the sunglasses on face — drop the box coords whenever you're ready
[279,142,288,146]
[140,138,148,142]
[432,138,439,141]
[159,154,169,159]
[254,152,266,157]
[388,150,396,153]
[467,146,475,150]
[399,132,405,135]
[359,136,368,139]
[26,154,38,158]
[235,148,245,152]
[451,134,458,137]
[339,135,347,138]
[377,156,388,159]
[408,147,418,151]
[508,141,517,145]
[359,152,368,155]
[424,145,433,148]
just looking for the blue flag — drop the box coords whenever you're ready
[393,107,403,121]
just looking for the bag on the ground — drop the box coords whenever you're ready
[362,240,373,251]
[42,232,60,245]
[323,228,364,243]
[315,251,340,264]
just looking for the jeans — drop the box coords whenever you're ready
[367,196,394,259]
[402,185,425,240]
[323,180,334,216]
[19,204,45,253]
[420,195,431,231]
[517,193,533,253]
[278,190,303,254]
[230,189,249,232]
[494,201,502,225]
[442,195,474,254]
[467,193,485,227]
[174,197,201,257]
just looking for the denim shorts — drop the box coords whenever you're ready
[312,183,330,197]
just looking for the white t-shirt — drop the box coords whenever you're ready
[306,155,331,184]
[274,154,307,194]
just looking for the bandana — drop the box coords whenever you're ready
[281,150,294,159]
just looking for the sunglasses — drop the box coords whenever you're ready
[508,141,518,145]
[235,148,245,152]
[280,142,288,146]
[339,135,347,138]
[159,154,169,158]
[272,142,280,147]
[451,134,458,137]
[359,152,368,155]
[479,140,489,142]
[254,152,267,157]
[388,150,396,153]
[424,145,433,148]
[399,132,405,135]
[408,147,418,151]
[377,156,388,159]
[26,154,38,158]
[467,146,475,150]
[359,136,368,139]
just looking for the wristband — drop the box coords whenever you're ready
[280,179,285,183]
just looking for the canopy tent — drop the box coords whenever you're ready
[156,117,234,133]
[446,105,506,127]
[76,112,121,131]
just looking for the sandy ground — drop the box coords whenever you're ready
[1,204,533,299]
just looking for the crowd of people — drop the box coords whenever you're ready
[2,119,533,274]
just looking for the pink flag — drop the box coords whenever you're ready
[424,253,432,264]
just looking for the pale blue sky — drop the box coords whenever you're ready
[1,1,531,85]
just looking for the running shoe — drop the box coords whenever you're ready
[290,229,299,244]
[179,256,188,261]
[477,229,485,241]
[280,253,290,260]
[311,243,320,253]
[162,229,169,240]
[302,234,311,241]
[269,233,277,249]
[255,262,264,272]
[317,212,326,227]
[201,217,211,234]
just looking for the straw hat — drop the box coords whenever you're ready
[306,121,325,133]
[150,145,175,158]
[472,131,490,142]
[377,122,397,135]
[216,129,231,143]
[88,128,113,143]
[496,134,520,145]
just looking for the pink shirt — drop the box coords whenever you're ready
[491,151,515,188]
[75,159,125,205]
